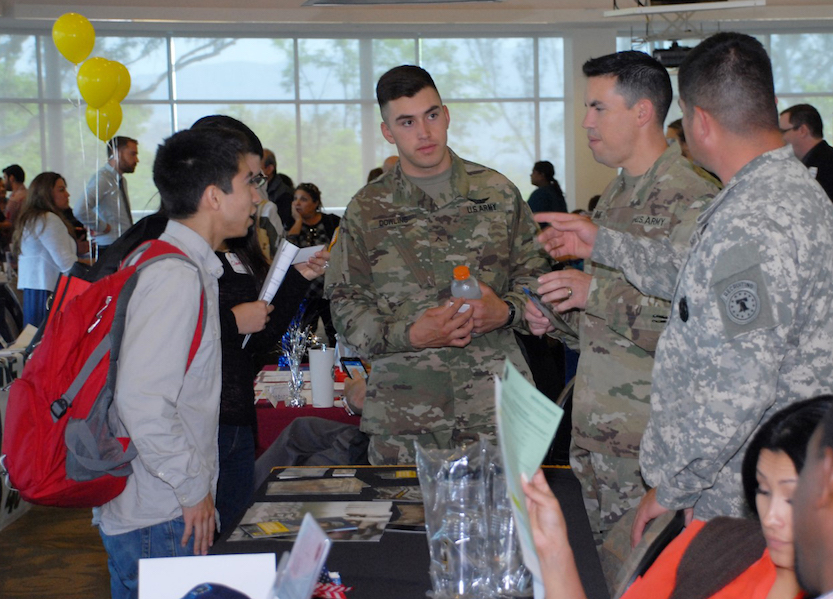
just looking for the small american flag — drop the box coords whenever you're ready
[314,568,352,599]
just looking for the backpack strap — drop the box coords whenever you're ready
[53,241,207,422]
[116,240,207,369]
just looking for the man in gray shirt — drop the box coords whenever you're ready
[94,127,263,599]
[74,136,139,255]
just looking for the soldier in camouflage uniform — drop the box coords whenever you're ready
[325,65,548,465]
[536,32,833,544]
[524,53,718,582]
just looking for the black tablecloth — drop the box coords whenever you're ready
[212,465,608,599]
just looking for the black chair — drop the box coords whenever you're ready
[0,284,22,346]
[612,509,687,598]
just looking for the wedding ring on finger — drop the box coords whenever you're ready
[566,287,573,299]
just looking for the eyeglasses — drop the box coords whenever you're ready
[248,173,268,189]
[780,126,799,134]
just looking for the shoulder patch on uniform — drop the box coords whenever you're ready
[720,280,760,325]
[712,264,775,339]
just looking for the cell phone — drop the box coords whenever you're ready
[523,286,565,329]
[340,357,369,380]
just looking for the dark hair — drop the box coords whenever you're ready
[582,51,672,125]
[152,128,247,219]
[588,195,601,212]
[533,160,564,197]
[533,160,556,183]
[367,167,383,183]
[106,136,138,160]
[279,173,294,189]
[12,172,74,255]
[678,32,778,135]
[226,225,270,285]
[3,164,25,184]
[295,183,322,208]
[741,396,833,516]
[821,404,833,453]
[263,148,277,170]
[667,118,686,143]
[376,65,440,118]
[781,104,824,139]
[191,115,263,158]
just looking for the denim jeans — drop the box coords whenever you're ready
[99,517,194,599]
[22,288,50,328]
[216,424,255,533]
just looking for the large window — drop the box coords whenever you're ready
[0,31,566,214]
[618,33,833,140]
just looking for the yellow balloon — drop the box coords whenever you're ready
[77,57,118,109]
[86,100,122,142]
[111,62,131,103]
[52,13,95,65]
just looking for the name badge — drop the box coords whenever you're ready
[375,215,414,229]
[225,252,249,275]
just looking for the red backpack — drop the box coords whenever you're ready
[0,240,205,508]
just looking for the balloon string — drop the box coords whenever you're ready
[75,62,94,263]
[76,63,86,167]
[94,109,100,264]
[115,144,122,239]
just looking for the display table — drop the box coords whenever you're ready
[255,404,360,456]
[253,364,361,456]
[212,465,608,599]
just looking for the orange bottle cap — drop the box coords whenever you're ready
[453,265,470,280]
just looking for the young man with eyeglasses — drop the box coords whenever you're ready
[94,126,262,599]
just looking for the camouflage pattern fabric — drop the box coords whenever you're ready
[569,143,718,461]
[325,149,550,464]
[570,442,645,541]
[593,145,833,520]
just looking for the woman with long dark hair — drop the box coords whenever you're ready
[13,172,78,327]
[286,182,340,345]
[528,160,567,214]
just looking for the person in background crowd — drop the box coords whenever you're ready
[262,148,295,230]
[666,119,691,159]
[73,136,139,257]
[528,160,567,214]
[3,164,27,227]
[523,397,831,599]
[587,194,600,214]
[12,172,78,327]
[793,404,833,599]
[287,182,340,345]
[0,176,11,251]
[382,155,399,173]
[525,51,718,585]
[325,65,548,465]
[535,32,833,549]
[667,118,722,186]
[779,103,833,200]
[367,167,383,183]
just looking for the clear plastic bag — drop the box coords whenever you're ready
[416,439,531,599]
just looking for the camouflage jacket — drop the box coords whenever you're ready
[324,149,549,437]
[560,143,718,458]
[593,145,833,519]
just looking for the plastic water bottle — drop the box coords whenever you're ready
[451,265,481,314]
